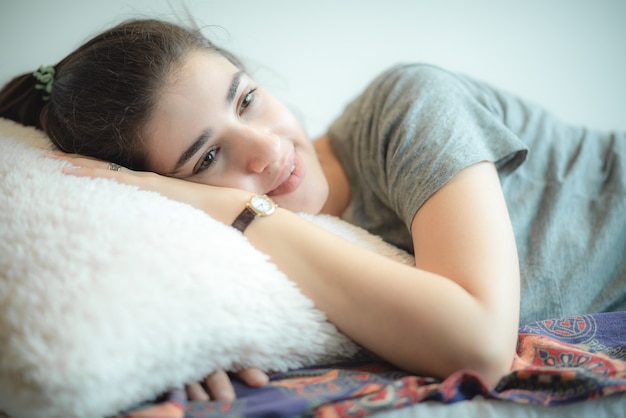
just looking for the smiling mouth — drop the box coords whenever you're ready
[267,152,305,197]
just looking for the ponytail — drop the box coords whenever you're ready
[0,69,52,130]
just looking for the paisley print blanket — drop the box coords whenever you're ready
[121,311,626,418]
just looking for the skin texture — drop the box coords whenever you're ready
[55,50,521,400]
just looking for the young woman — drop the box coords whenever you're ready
[1,18,625,403]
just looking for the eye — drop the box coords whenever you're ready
[195,147,219,174]
[239,87,257,115]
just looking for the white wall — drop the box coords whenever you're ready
[1,0,625,137]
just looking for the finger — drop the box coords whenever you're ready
[61,164,126,180]
[205,370,235,402]
[106,162,124,172]
[237,368,269,387]
[47,151,128,174]
[185,382,210,402]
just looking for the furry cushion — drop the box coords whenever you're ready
[0,118,414,418]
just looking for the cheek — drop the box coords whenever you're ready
[266,97,306,134]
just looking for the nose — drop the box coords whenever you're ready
[232,126,281,174]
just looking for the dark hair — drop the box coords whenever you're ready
[0,19,243,170]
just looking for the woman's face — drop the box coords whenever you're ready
[143,50,329,214]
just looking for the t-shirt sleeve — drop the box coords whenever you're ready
[328,63,528,231]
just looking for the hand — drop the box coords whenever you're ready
[186,369,269,402]
[49,152,249,225]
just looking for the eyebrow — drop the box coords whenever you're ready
[170,71,245,174]
[227,70,244,105]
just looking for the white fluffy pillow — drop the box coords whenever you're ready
[0,118,414,418]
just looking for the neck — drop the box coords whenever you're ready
[314,135,351,216]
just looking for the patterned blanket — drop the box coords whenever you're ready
[121,311,626,418]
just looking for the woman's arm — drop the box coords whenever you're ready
[411,161,520,383]
[60,155,520,387]
[243,161,520,386]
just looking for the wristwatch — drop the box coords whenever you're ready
[231,194,277,233]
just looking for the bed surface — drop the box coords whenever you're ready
[120,311,626,417]
[375,393,626,418]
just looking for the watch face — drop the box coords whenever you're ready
[250,195,276,216]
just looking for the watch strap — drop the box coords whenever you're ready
[231,206,257,233]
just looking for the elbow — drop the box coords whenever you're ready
[457,293,520,387]
[400,321,517,388]
[459,328,517,388]
[466,348,514,388]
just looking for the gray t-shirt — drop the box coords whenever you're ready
[327,63,626,325]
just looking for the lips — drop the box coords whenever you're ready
[267,150,306,197]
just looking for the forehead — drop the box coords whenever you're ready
[143,51,238,173]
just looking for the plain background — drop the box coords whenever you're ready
[1,0,624,137]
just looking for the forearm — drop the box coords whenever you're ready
[59,156,518,386]
[243,207,517,386]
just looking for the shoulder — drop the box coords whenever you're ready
[353,63,486,127]
[369,63,472,98]
[328,63,486,147]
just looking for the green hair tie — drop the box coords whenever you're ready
[33,65,55,101]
